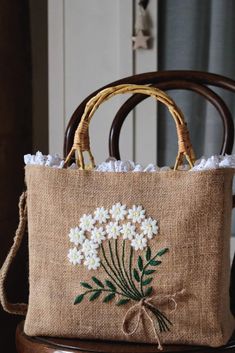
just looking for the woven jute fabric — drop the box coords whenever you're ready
[24,165,235,347]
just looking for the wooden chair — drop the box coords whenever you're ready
[16,71,235,353]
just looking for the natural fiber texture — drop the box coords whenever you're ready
[23,165,235,347]
[64,84,196,170]
[122,289,186,350]
[0,192,28,315]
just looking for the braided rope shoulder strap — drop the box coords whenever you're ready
[0,192,28,315]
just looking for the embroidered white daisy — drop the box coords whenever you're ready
[141,218,159,239]
[120,222,136,240]
[131,234,147,251]
[94,207,110,224]
[81,239,99,257]
[91,226,106,244]
[106,222,121,239]
[127,205,145,223]
[109,203,127,221]
[68,227,86,246]
[84,255,101,270]
[79,214,95,231]
[67,247,84,265]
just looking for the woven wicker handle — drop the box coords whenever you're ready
[64,84,196,170]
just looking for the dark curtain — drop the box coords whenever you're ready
[158,0,235,166]
[157,0,235,234]
[0,1,32,352]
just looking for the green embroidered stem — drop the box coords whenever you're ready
[108,241,127,288]
[121,240,142,298]
[113,240,128,289]
[110,240,138,300]
[100,261,130,298]
[155,311,169,332]
[101,243,123,283]
[153,307,173,328]
[146,304,170,332]
[140,252,163,296]
[100,245,136,300]
[154,310,172,332]
[128,246,141,297]
[82,288,131,299]
[158,315,169,332]
[114,240,140,300]
[145,302,172,332]
[152,310,164,332]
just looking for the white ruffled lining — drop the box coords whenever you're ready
[24,151,235,172]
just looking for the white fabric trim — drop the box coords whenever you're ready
[24,152,235,172]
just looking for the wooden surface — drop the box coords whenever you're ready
[16,322,235,353]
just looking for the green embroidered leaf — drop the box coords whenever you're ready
[92,277,104,288]
[103,293,116,303]
[142,277,153,286]
[116,298,130,306]
[144,269,155,275]
[80,282,92,289]
[105,280,116,291]
[138,256,143,271]
[146,246,151,261]
[157,248,169,257]
[89,290,101,301]
[133,268,140,282]
[149,259,162,266]
[74,294,84,304]
[145,286,153,297]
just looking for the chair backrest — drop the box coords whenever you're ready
[64,70,235,160]
[64,70,235,318]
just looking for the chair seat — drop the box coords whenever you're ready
[16,321,235,353]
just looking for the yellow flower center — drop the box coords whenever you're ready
[90,258,95,265]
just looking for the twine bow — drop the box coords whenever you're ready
[122,289,186,351]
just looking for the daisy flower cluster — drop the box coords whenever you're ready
[67,203,159,270]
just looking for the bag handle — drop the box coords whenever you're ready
[0,192,28,315]
[64,84,196,170]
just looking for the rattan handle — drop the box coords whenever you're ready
[64,84,196,170]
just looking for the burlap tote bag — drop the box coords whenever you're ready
[0,85,234,350]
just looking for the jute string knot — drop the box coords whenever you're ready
[122,289,186,351]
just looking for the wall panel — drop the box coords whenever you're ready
[48,0,235,255]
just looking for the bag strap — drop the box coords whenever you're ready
[64,84,196,170]
[0,192,28,315]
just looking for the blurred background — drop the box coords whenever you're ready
[1,0,235,351]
